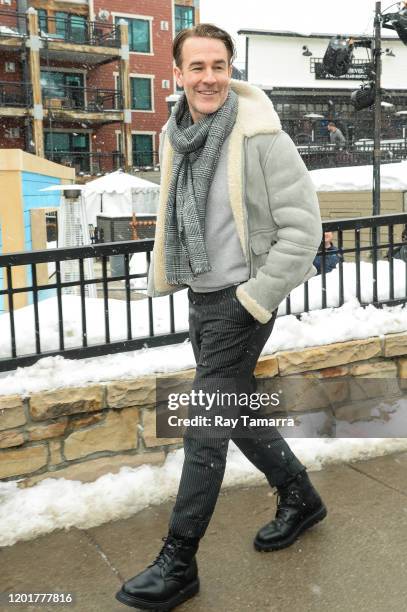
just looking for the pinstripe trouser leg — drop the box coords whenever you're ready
[169,286,305,539]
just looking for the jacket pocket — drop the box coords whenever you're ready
[249,231,276,273]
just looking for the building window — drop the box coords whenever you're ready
[115,17,151,53]
[131,77,152,111]
[175,5,194,34]
[38,9,48,33]
[133,134,153,166]
[41,71,84,108]
[44,132,90,172]
[55,12,87,43]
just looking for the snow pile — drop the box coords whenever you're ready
[1,437,407,547]
[310,161,407,192]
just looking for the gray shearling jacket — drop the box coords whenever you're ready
[147,80,322,324]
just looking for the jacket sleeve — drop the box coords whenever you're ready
[236,131,322,323]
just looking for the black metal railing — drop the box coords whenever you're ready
[1,213,407,371]
[0,9,27,37]
[0,240,186,371]
[44,151,124,175]
[39,16,119,47]
[298,142,407,170]
[0,81,31,107]
[42,86,123,112]
[282,213,407,316]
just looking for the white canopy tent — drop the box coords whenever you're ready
[83,170,160,226]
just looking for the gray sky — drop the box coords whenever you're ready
[200,0,398,66]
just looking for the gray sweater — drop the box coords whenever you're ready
[187,135,249,292]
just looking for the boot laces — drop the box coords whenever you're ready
[273,486,304,520]
[149,536,184,569]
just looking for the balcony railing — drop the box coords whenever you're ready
[42,86,123,112]
[0,10,120,46]
[45,151,124,175]
[0,81,31,107]
[2,213,407,370]
[39,16,120,47]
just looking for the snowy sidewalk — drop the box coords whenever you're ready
[1,450,406,612]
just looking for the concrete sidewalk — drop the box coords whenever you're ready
[1,451,406,612]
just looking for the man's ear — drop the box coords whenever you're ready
[174,65,183,88]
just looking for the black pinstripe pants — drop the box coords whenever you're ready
[169,285,305,539]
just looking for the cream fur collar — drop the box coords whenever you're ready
[230,79,281,135]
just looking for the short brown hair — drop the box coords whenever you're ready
[173,23,236,68]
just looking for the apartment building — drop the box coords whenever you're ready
[0,0,199,176]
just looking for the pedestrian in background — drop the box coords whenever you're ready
[327,121,346,148]
[314,231,342,274]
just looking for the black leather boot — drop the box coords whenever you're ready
[254,470,327,552]
[115,535,199,610]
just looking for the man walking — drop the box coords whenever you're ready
[116,24,326,611]
[327,120,346,148]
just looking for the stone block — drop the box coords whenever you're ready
[349,375,400,402]
[64,407,139,461]
[349,359,397,377]
[156,370,195,399]
[20,451,166,488]
[306,365,349,378]
[68,413,106,431]
[27,419,68,441]
[272,375,349,413]
[0,395,26,431]
[0,445,48,479]
[106,378,156,409]
[383,332,407,358]
[277,338,381,376]
[143,409,182,447]
[397,357,407,378]
[254,355,279,378]
[49,440,63,465]
[29,386,104,421]
[0,429,25,449]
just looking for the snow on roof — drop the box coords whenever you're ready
[83,170,160,195]
[237,28,399,40]
[310,161,407,192]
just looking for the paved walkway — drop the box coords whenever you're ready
[1,451,406,612]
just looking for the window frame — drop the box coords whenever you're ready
[132,132,155,167]
[130,75,155,113]
[112,13,153,55]
[174,5,195,34]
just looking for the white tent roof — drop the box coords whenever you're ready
[83,170,159,195]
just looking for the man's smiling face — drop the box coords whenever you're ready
[174,36,233,123]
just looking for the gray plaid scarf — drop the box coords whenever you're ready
[164,89,238,284]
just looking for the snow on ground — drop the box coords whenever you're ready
[1,437,407,548]
[1,260,407,395]
[1,260,407,547]
[309,160,407,192]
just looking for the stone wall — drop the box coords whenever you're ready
[1,332,407,487]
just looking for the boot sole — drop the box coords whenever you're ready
[115,578,200,611]
[254,503,327,552]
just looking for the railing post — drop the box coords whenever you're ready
[26,7,44,158]
[119,19,133,172]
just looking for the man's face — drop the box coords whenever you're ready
[174,36,232,123]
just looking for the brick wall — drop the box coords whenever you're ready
[0,0,190,160]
